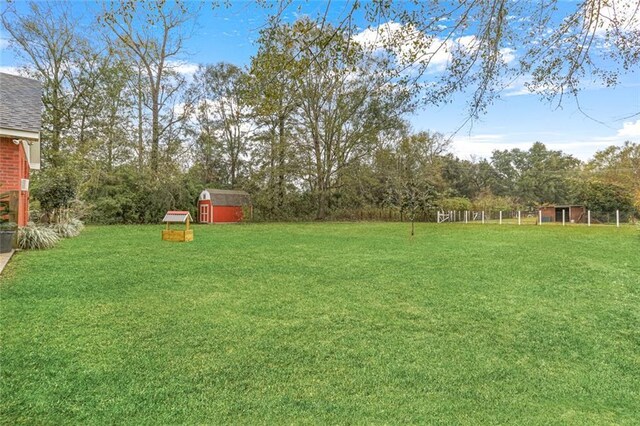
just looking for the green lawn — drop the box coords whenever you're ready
[1,223,639,424]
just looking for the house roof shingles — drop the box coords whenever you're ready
[0,73,43,134]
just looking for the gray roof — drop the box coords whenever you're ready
[0,73,43,134]
[205,189,251,206]
[162,211,193,223]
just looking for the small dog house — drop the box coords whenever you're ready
[198,189,251,223]
[539,205,586,223]
[162,211,193,242]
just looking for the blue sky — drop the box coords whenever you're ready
[1,0,638,161]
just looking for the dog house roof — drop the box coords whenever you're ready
[162,211,193,223]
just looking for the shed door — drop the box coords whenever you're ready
[555,207,569,222]
[200,203,210,223]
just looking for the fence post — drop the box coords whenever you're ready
[482,211,485,224]
[465,210,468,224]
[538,209,542,225]
[616,210,620,228]
[562,209,565,226]
[499,211,502,225]
[518,210,521,225]
[588,210,591,227]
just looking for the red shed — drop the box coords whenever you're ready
[539,205,587,223]
[198,189,251,223]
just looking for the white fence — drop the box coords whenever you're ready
[436,209,635,227]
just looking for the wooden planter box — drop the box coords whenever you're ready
[162,229,193,242]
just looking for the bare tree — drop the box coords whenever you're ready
[100,1,196,172]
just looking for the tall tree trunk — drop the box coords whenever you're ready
[50,83,62,167]
[277,115,286,209]
[313,131,327,220]
[150,95,160,173]
[137,66,144,171]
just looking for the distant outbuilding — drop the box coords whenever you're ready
[539,205,586,223]
[197,189,251,223]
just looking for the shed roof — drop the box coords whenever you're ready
[540,205,586,208]
[162,211,193,223]
[205,189,251,206]
[0,73,43,135]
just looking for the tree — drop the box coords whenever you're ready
[265,1,639,118]
[395,131,450,192]
[585,142,640,195]
[442,155,498,200]
[283,18,413,219]
[386,178,437,236]
[246,25,303,217]
[31,167,77,223]
[490,142,580,205]
[186,63,251,188]
[384,128,443,234]
[2,1,99,167]
[71,51,138,171]
[580,180,636,216]
[101,1,195,172]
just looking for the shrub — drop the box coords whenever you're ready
[438,197,473,211]
[17,223,60,250]
[580,180,635,216]
[472,194,520,212]
[50,223,80,238]
[31,167,77,223]
[69,218,85,232]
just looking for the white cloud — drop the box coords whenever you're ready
[450,131,634,161]
[451,133,516,159]
[354,22,466,71]
[499,47,516,64]
[503,76,533,96]
[354,22,515,73]
[353,22,402,51]
[0,38,8,50]
[617,120,640,138]
[167,60,199,76]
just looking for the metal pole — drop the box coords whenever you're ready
[499,211,502,225]
[518,210,521,225]
[562,209,565,226]
[482,211,485,224]
[538,209,542,225]
[465,210,468,224]
[616,210,620,228]
[588,210,591,227]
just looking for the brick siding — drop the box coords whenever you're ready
[0,137,31,226]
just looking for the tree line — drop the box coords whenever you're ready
[2,1,638,224]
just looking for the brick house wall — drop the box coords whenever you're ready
[0,137,30,226]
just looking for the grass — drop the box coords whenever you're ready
[1,223,639,424]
